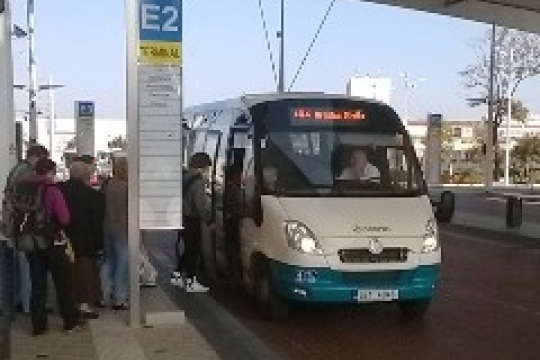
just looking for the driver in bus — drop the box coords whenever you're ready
[338,147,380,182]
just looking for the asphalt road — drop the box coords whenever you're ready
[146,224,540,360]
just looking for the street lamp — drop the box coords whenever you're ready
[277,0,285,93]
[14,77,65,154]
[504,49,514,186]
[27,0,38,144]
[400,72,425,127]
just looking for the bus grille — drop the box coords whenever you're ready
[338,248,408,264]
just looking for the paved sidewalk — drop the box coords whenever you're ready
[10,285,222,360]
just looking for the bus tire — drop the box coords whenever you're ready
[397,299,431,318]
[255,264,289,321]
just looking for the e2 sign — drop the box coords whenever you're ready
[139,0,182,65]
[139,0,182,42]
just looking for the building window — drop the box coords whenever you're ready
[453,127,462,138]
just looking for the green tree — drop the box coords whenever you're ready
[460,27,540,179]
[512,136,540,164]
[440,123,454,165]
[511,136,540,181]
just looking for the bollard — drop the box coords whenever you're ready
[506,196,523,229]
[0,236,14,360]
[435,191,455,223]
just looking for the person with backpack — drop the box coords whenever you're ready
[170,153,213,292]
[2,144,49,315]
[13,158,83,335]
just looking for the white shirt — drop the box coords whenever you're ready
[338,163,380,181]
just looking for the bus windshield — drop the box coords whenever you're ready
[252,99,426,197]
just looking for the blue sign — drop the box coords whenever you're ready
[78,101,95,117]
[428,113,442,125]
[139,0,182,42]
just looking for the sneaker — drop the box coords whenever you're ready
[185,277,209,293]
[64,319,86,334]
[140,280,157,287]
[112,303,129,311]
[80,310,99,320]
[32,326,48,337]
[170,272,185,288]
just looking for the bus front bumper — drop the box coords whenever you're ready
[269,261,440,303]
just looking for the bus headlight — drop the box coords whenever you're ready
[422,218,439,253]
[284,221,323,255]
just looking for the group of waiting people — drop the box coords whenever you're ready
[1,146,215,335]
[1,144,143,336]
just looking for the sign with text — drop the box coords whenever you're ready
[139,0,182,65]
[75,101,95,157]
[137,0,182,229]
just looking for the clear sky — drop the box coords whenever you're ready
[8,0,540,121]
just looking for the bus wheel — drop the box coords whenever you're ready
[397,300,431,318]
[255,266,290,321]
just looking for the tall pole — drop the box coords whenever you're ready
[504,49,513,186]
[403,72,409,127]
[48,75,55,157]
[126,0,140,328]
[0,2,16,359]
[0,0,16,181]
[277,0,285,93]
[27,0,37,144]
[485,23,496,191]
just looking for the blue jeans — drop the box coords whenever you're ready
[14,251,30,313]
[100,231,128,306]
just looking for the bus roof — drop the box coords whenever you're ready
[183,92,388,117]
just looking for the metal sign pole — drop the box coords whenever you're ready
[126,0,141,328]
[0,0,16,192]
[126,0,183,328]
[426,114,443,185]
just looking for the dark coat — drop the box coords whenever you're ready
[58,179,104,257]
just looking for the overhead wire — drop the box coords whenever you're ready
[257,0,279,88]
[288,0,337,91]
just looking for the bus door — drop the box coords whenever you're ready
[224,124,251,281]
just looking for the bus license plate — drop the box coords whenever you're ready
[356,289,398,302]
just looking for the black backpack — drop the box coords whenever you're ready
[9,182,55,252]
[183,171,201,194]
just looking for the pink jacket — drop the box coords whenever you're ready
[33,175,70,227]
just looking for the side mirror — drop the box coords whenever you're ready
[435,190,455,223]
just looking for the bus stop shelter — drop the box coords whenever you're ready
[358,1,540,34]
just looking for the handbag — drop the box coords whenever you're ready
[55,230,75,263]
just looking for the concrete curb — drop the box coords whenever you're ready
[147,245,285,360]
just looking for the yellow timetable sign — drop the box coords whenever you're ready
[139,41,182,65]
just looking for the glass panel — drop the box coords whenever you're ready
[262,131,423,197]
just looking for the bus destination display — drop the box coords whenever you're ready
[291,108,366,122]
